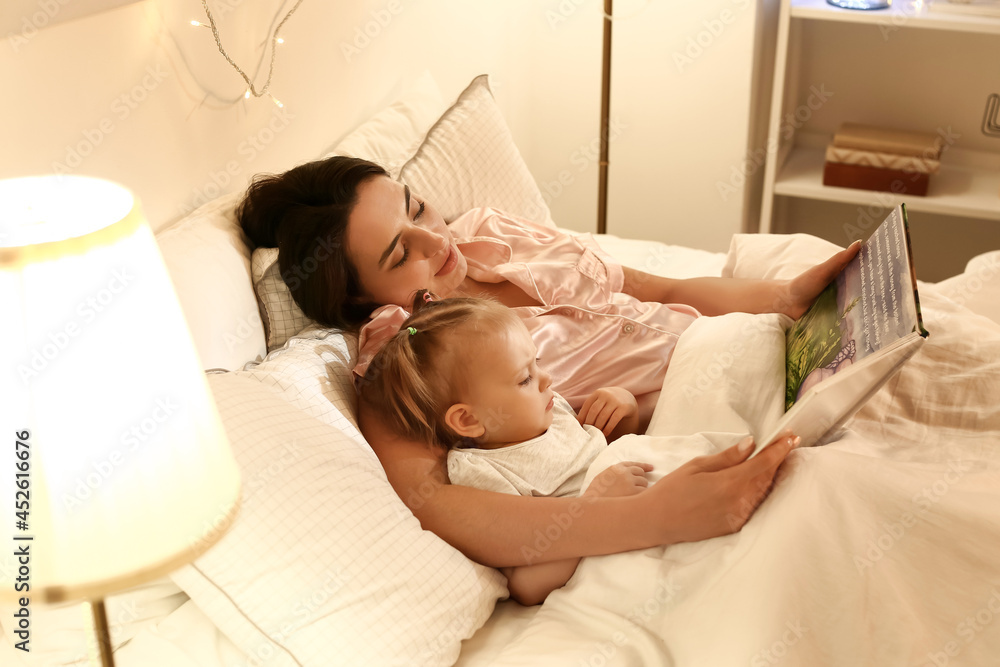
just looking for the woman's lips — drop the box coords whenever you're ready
[436,245,458,276]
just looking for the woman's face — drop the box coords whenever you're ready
[345,176,468,307]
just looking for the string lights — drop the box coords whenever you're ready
[191,0,304,108]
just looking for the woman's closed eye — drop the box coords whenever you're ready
[391,200,426,269]
[393,245,409,269]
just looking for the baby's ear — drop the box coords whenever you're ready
[444,403,485,439]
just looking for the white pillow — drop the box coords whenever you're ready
[934,250,1000,326]
[398,74,553,227]
[252,73,553,351]
[171,372,507,667]
[722,232,843,281]
[323,69,446,179]
[250,246,314,352]
[234,325,364,445]
[647,311,789,441]
[156,191,266,370]
[654,232,836,443]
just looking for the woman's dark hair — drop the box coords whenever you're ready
[237,156,388,330]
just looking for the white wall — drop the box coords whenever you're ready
[1,0,606,233]
[606,0,778,252]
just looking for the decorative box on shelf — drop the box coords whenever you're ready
[822,123,943,196]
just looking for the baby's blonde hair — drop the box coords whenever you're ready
[357,290,519,447]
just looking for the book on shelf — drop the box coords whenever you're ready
[831,123,944,159]
[823,123,942,196]
[753,203,929,455]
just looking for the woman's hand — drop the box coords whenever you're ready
[776,241,862,319]
[583,461,653,499]
[644,434,797,544]
[578,387,640,441]
[620,241,861,318]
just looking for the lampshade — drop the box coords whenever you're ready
[0,175,241,603]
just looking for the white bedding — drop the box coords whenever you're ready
[480,245,1000,667]
[5,237,999,667]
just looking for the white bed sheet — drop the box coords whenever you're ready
[4,239,995,666]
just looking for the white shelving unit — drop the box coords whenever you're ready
[760,0,1000,239]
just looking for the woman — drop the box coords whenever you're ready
[239,156,859,567]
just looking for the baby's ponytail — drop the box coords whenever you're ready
[358,293,516,447]
[365,324,442,444]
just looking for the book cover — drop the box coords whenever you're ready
[832,123,944,159]
[755,204,929,452]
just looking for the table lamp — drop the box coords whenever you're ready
[0,175,242,666]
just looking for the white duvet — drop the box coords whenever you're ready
[489,241,1000,667]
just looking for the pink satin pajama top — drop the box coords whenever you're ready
[356,207,700,425]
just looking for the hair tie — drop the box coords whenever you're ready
[407,327,418,336]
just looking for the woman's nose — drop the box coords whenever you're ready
[413,226,447,258]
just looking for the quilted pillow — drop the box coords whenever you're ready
[171,372,507,667]
[234,324,363,444]
[251,247,314,352]
[398,74,552,227]
[253,73,552,351]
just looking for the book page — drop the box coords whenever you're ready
[784,205,920,411]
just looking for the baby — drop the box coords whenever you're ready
[358,290,652,605]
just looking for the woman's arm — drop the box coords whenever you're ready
[621,242,861,318]
[360,402,796,567]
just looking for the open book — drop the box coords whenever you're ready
[754,204,929,454]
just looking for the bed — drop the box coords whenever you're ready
[3,73,1000,667]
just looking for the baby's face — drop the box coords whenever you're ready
[461,322,555,447]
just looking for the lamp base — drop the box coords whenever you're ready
[90,599,116,667]
[827,0,891,8]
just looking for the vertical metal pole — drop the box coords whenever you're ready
[597,0,613,235]
[91,598,116,667]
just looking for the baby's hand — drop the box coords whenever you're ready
[578,387,639,438]
[583,461,653,498]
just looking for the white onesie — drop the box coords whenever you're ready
[446,395,607,497]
